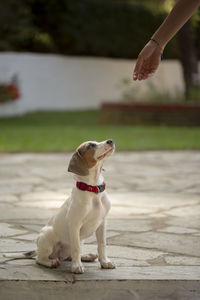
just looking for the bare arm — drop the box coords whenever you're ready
[133,0,200,81]
[152,0,200,48]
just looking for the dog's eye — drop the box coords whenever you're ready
[88,143,96,150]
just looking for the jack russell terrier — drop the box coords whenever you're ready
[4,139,116,274]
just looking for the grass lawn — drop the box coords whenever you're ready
[0,110,200,152]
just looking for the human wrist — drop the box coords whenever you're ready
[149,38,164,54]
[150,37,165,52]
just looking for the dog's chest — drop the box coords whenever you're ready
[80,195,109,239]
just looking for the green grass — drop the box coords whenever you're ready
[0,110,200,152]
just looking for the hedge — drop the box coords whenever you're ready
[31,0,179,58]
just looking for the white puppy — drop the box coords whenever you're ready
[4,139,116,274]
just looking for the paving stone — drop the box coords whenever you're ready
[6,258,36,266]
[107,219,153,232]
[0,204,53,220]
[85,257,150,267]
[7,219,46,226]
[14,232,38,241]
[108,232,200,257]
[29,167,66,180]
[74,266,200,281]
[0,183,33,195]
[0,238,36,252]
[115,258,150,267]
[83,244,167,260]
[0,281,200,300]
[149,213,167,218]
[0,176,45,185]
[0,223,27,237]
[21,191,67,202]
[19,200,64,209]
[0,253,8,263]
[21,224,43,233]
[43,180,73,190]
[0,264,74,282]
[165,255,200,266]
[0,194,19,203]
[84,231,120,244]
[110,200,158,217]
[0,166,27,178]
[157,226,199,234]
[0,153,35,165]
[166,216,200,230]
[109,192,199,217]
[166,205,200,217]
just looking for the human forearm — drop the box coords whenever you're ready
[152,0,200,48]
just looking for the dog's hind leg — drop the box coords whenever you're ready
[36,255,60,268]
[81,253,98,262]
[65,253,98,262]
[36,226,60,268]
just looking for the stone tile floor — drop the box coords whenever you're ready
[0,151,200,300]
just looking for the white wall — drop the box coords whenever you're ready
[0,53,185,116]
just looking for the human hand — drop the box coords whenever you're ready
[133,40,163,81]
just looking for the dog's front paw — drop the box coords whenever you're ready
[72,263,85,274]
[100,259,116,269]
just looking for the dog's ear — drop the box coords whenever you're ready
[68,150,89,176]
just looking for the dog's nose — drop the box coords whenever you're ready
[106,139,113,145]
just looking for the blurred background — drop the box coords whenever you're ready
[0,0,200,151]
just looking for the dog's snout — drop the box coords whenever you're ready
[106,139,113,145]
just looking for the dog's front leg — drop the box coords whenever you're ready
[69,224,84,274]
[68,197,91,274]
[96,219,115,269]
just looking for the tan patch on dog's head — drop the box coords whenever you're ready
[68,142,97,176]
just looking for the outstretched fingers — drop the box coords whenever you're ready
[133,55,144,80]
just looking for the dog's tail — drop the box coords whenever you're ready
[3,250,37,259]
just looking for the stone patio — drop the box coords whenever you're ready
[0,151,200,300]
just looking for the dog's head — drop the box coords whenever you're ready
[68,139,115,176]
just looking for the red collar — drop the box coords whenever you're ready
[76,181,106,194]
